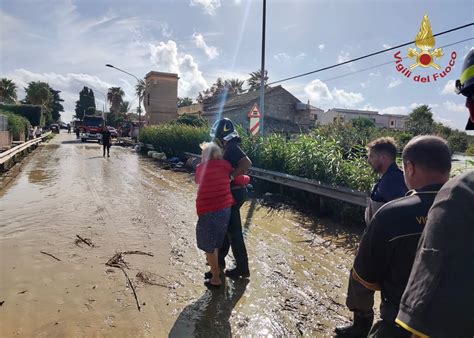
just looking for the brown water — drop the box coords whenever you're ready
[0,132,373,337]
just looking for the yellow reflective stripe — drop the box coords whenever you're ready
[395,318,429,338]
[460,64,474,85]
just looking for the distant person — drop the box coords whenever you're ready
[35,127,42,138]
[351,136,451,337]
[28,126,35,140]
[395,49,474,338]
[75,126,80,139]
[194,142,250,288]
[210,118,252,279]
[67,124,71,134]
[101,126,112,157]
[336,137,408,337]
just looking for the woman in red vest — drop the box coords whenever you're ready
[195,142,249,288]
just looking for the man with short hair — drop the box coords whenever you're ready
[336,137,408,337]
[352,135,451,337]
[395,49,474,338]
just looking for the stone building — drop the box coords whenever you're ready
[318,108,408,130]
[144,71,178,124]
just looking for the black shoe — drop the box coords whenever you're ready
[204,264,226,279]
[224,268,250,279]
[334,314,373,337]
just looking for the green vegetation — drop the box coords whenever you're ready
[0,104,43,126]
[139,124,210,158]
[75,86,96,121]
[0,109,30,140]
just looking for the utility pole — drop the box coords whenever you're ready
[259,0,266,136]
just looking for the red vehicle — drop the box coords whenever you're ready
[80,116,104,143]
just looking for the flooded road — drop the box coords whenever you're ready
[0,132,373,337]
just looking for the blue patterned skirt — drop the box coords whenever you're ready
[196,208,231,253]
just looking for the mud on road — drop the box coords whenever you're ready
[0,132,375,337]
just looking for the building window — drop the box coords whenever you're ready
[390,120,395,127]
[147,93,150,106]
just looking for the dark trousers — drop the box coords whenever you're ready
[102,143,111,156]
[346,269,375,316]
[368,320,410,338]
[219,187,249,272]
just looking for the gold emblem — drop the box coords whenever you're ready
[223,124,230,132]
[408,14,443,70]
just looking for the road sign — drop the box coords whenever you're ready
[248,103,261,136]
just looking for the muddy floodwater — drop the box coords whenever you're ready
[0,133,378,337]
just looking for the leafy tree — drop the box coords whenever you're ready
[196,77,245,107]
[24,81,54,125]
[0,78,17,103]
[50,88,64,122]
[119,101,131,115]
[177,97,193,107]
[406,105,434,135]
[74,86,96,120]
[447,130,469,153]
[173,113,209,127]
[466,143,474,156]
[351,117,376,130]
[247,69,269,91]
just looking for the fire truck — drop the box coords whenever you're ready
[80,116,104,143]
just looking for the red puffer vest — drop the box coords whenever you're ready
[195,160,235,216]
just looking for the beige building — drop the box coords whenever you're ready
[144,71,178,124]
[318,108,408,130]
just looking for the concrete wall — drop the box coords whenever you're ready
[0,131,12,149]
[144,71,178,125]
[177,103,203,116]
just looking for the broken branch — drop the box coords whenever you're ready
[40,251,61,261]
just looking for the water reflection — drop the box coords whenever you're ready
[169,279,249,337]
[28,169,51,185]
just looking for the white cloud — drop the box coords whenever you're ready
[192,33,219,60]
[161,23,172,38]
[274,52,305,62]
[360,81,370,88]
[382,43,391,49]
[274,53,290,62]
[318,44,325,51]
[337,51,351,63]
[149,40,208,98]
[443,101,465,113]
[369,71,381,77]
[441,79,456,95]
[388,77,402,88]
[304,79,364,108]
[337,50,354,70]
[190,0,221,15]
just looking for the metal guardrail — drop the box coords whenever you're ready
[183,152,368,207]
[0,132,51,166]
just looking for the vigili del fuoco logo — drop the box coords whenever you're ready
[394,14,457,83]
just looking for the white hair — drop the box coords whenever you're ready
[200,142,223,162]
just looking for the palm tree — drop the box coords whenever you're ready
[247,69,269,91]
[225,78,244,96]
[0,78,18,103]
[107,87,124,114]
[24,81,53,107]
[135,79,145,120]
[119,101,131,115]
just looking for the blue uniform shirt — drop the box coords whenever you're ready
[370,162,408,203]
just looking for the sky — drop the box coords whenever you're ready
[1,0,473,132]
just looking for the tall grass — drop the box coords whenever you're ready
[139,124,210,158]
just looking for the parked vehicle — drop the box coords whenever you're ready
[107,126,118,138]
[51,124,60,134]
[80,116,104,142]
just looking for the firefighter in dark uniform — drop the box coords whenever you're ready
[395,50,474,338]
[352,135,451,337]
[210,118,252,278]
[336,137,407,337]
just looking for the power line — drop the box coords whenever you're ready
[320,37,474,84]
[268,22,473,86]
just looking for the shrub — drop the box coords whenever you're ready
[1,109,30,140]
[0,103,43,126]
[139,124,210,158]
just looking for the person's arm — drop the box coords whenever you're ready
[353,215,388,291]
[231,156,252,179]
